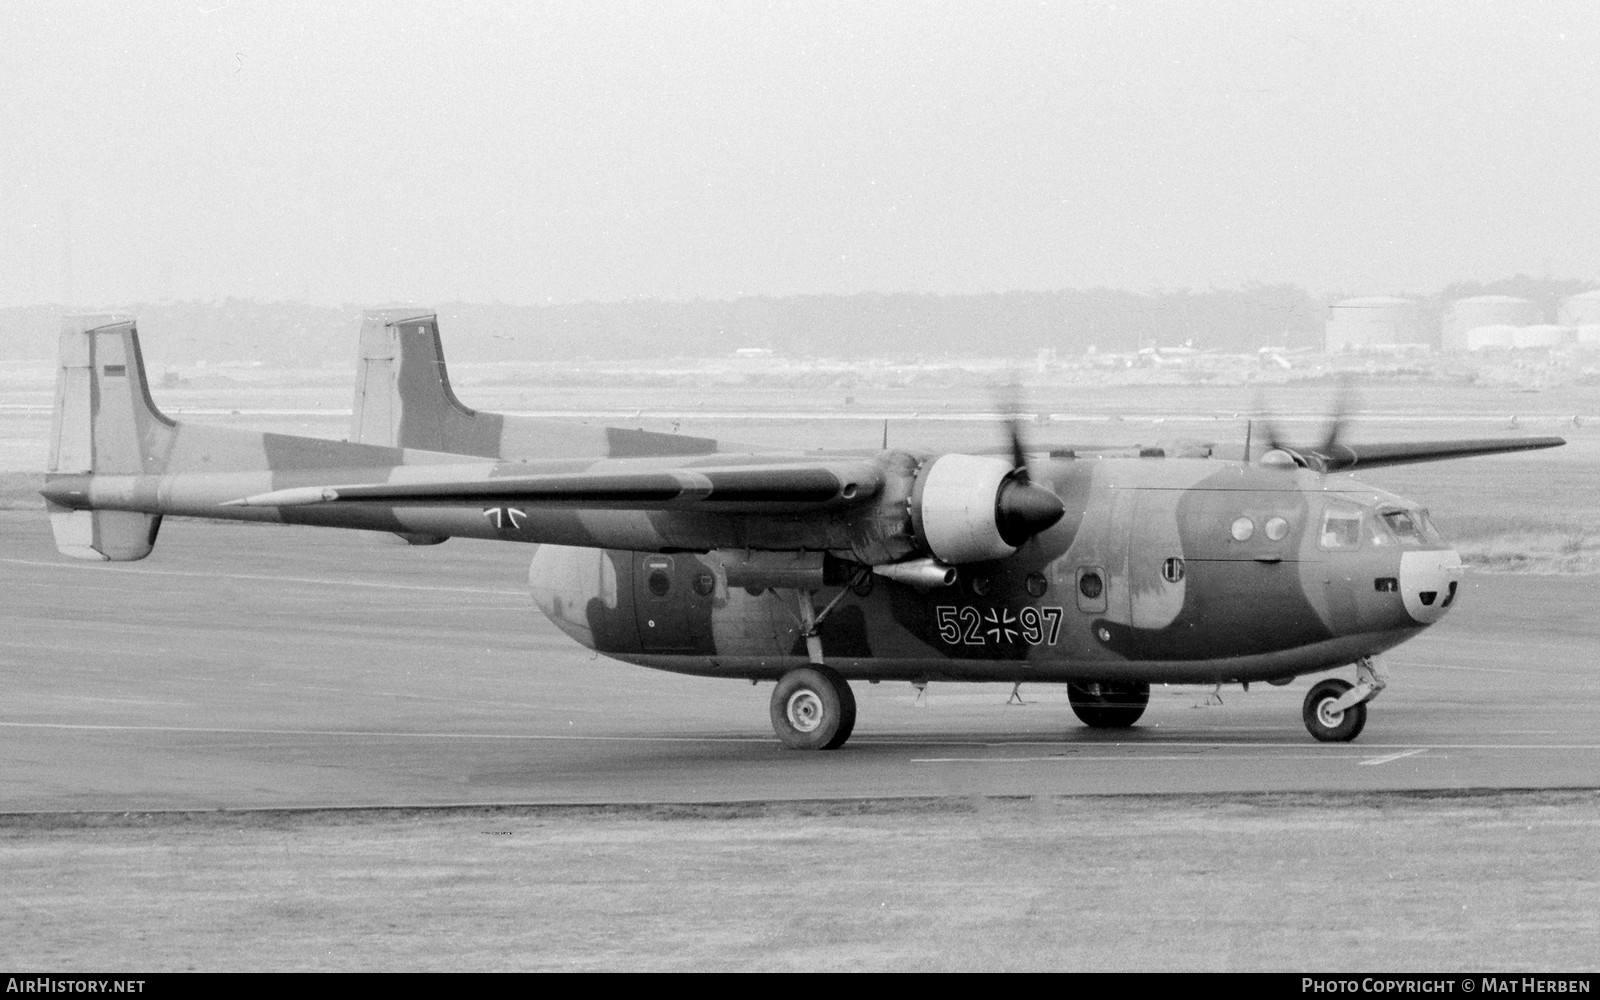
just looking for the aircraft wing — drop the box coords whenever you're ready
[1301,436,1565,472]
[225,461,884,512]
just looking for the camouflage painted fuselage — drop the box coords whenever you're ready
[43,317,1463,690]
[529,457,1462,685]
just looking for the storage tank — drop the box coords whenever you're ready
[1558,289,1600,327]
[1442,296,1541,351]
[1465,325,1518,351]
[1511,325,1574,349]
[1325,296,1423,351]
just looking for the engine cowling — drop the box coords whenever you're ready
[908,453,1065,564]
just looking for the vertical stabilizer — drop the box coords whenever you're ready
[351,310,501,454]
[349,309,727,460]
[45,316,172,560]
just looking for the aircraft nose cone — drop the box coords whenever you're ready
[1399,549,1463,624]
[996,478,1066,546]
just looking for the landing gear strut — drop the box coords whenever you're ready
[1067,681,1150,729]
[1302,656,1385,742]
[768,589,857,750]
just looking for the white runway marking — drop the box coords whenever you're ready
[5,722,1595,753]
[0,558,524,596]
[0,721,769,744]
[1359,748,1428,765]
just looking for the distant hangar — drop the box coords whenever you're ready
[1327,290,1600,353]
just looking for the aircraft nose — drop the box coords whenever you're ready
[1398,549,1463,625]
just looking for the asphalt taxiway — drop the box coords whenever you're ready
[3,510,1598,812]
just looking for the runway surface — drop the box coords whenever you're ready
[3,509,1598,812]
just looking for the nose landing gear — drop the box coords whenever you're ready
[1302,656,1386,742]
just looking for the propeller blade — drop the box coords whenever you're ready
[997,383,1030,482]
[1316,375,1355,454]
[992,382,1065,546]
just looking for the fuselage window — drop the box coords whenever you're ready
[1076,567,1107,613]
[1319,503,1363,550]
[1025,572,1049,597]
[1265,516,1290,541]
[644,556,674,597]
[1162,557,1184,583]
[1231,517,1255,542]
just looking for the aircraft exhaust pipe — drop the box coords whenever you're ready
[872,558,958,589]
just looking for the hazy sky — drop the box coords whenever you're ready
[3,1,1598,308]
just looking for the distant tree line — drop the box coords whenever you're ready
[0,276,1591,366]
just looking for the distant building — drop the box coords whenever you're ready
[1558,290,1600,348]
[1324,296,1426,351]
[1442,295,1542,351]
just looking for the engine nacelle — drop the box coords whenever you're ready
[910,453,1070,564]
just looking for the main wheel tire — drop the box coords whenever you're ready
[1302,678,1368,742]
[770,666,856,750]
[1067,681,1150,728]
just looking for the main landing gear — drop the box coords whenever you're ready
[769,588,857,750]
[1067,681,1150,729]
[1302,656,1386,742]
[770,665,856,750]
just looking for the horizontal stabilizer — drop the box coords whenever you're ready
[48,504,162,561]
[226,463,883,512]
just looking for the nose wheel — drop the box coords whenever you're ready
[1302,678,1368,742]
[1302,656,1386,742]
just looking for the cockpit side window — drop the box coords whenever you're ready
[1319,501,1364,550]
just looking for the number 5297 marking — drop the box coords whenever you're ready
[935,606,1063,646]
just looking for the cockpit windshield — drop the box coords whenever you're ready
[1379,507,1442,547]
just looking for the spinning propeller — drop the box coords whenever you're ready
[1252,376,1564,473]
[995,387,1067,545]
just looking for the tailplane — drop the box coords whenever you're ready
[46,316,172,560]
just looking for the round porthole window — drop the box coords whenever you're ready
[1231,517,1255,542]
[1265,516,1289,541]
[1079,571,1103,600]
[1025,572,1049,597]
[647,570,672,597]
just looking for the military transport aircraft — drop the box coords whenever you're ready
[42,316,1564,749]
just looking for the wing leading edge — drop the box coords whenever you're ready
[1291,435,1565,472]
[225,462,884,512]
